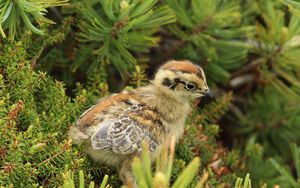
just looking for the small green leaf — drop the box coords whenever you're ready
[171,157,200,188]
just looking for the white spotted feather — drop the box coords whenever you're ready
[91,105,158,155]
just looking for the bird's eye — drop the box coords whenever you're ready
[185,82,196,91]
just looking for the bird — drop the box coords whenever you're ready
[68,60,209,186]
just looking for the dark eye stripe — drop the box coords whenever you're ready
[162,77,200,91]
[174,78,185,85]
[174,78,197,91]
[162,78,176,90]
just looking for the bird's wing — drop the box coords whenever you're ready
[76,93,134,127]
[91,105,158,155]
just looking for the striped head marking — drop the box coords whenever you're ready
[153,60,209,100]
[161,60,204,79]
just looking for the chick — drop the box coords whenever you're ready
[68,60,209,185]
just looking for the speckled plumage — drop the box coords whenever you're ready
[68,60,209,186]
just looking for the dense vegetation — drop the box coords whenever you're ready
[1,0,300,187]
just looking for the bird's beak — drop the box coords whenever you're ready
[196,88,213,98]
[205,88,213,98]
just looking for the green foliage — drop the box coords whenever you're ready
[196,92,233,125]
[232,86,300,158]
[0,0,68,40]
[1,0,300,187]
[234,173,251,188]
[251,0,300,99]
[61,169,110,188]
[281,0,300,16]
[124,139,234,188]
[164,0,254,85]
[242,138,277,187]
[269,143,300,187]
[0,40,88,187]
[74,0,176,78]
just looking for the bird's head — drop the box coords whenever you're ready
[152,60,209,102]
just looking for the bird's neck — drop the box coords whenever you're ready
[137,85,191,124]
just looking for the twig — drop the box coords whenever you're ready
[37,143,70,167]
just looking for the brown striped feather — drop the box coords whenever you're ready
[161,60,201,75]
[76,93,141,127]
[126,110,164,141]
